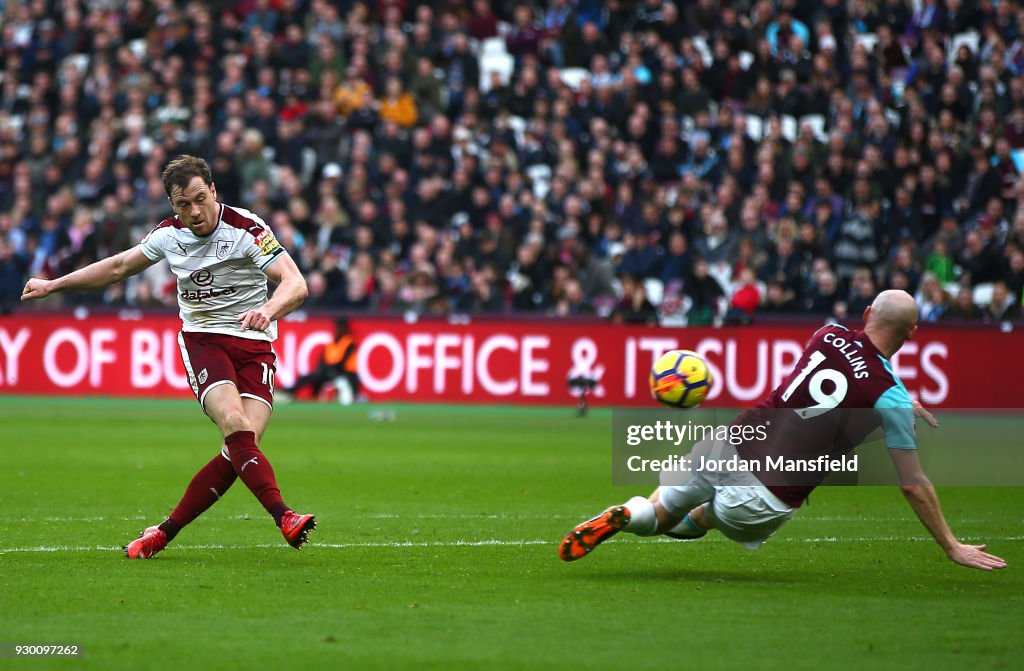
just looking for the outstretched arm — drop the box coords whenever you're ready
[911,399,939,428]
[21,247,157,301]
[237,253,308,332]
[889,448,1006,570]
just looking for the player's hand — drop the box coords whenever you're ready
[912,400,939,428]
[946,543,1007,570]
[237,309,272,332]
[21,278,54,301]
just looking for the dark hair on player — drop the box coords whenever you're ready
[161,155,214,198]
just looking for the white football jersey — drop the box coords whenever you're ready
[139,203,287,341]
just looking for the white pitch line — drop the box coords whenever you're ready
[0,540,554,553]
[0,514,982,524]
[1,535,1022,554]
[0,514,557,524]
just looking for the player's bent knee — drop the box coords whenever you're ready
[215,410,252,436]
[652,500,680,531]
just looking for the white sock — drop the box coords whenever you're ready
[622,496,658,536]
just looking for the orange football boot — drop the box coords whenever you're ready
[124,525,169,559]
[280,511,317,549]
[559,505,631,561]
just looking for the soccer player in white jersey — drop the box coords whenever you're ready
[22,155,317,558]
[560,291,1006,571]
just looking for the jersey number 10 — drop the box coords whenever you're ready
[260,362,275,392]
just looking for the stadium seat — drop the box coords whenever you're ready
[506,115,527,149]
[680,115,696,141]
[480,36,507,57]
[610,276,624,300]
[708,261,733,298]
[746,115,764,141]
[854,33,878,54]
[691,36,713,67]
[972,283,994,307]
[948,31,980,62]
[128,38,146,60]
[716,295,729,321]
[526,164,552,200]
[780,115,798,143]
[643,278,664,307]
[799,115,828,143]
[4,113,23,136]
[299,147,317,188]
[480,52,514,92]
[558,68,590,92]
[62,53,90,78]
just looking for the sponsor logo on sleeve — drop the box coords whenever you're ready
[255,229,282,256]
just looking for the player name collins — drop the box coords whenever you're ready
[822,332,870,379]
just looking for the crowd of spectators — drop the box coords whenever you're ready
[2,0,1024,326]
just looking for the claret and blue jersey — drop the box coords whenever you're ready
[734,324,917,506]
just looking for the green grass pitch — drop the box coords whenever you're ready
[0,396,1021,670]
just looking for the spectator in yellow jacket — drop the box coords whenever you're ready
[379,77,419,128]
[334,67,372,116]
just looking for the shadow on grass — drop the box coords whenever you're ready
[564,562,1021,591]
[561,566,805,584]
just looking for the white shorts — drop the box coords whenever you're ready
[703,485,795,549]
[657,439,796,550]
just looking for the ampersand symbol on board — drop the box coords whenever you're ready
[568,338,606,397]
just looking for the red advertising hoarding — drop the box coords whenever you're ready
[0,313,1018,408]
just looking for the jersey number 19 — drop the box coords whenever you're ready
[781,351,849,417]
